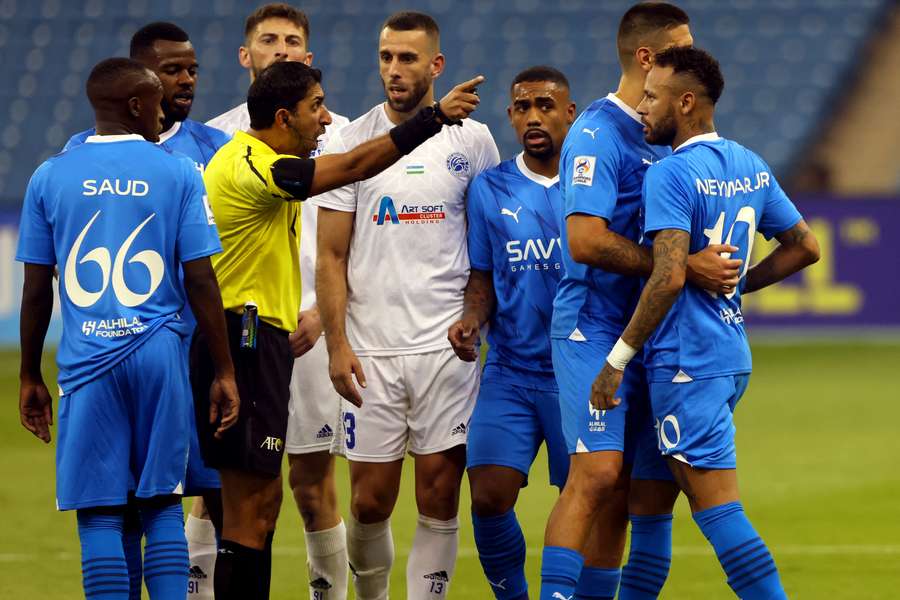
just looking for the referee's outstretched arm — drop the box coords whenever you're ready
[271,75,485,201]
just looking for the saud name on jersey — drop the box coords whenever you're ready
[372,195,446,225]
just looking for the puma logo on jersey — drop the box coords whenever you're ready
[641,158,654,165]
[501,206,522,223]
[582,127,599,139]
[259,436,283,452]
[553,593,573,600]
[488,578,507,590]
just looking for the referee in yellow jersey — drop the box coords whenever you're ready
[190,60,485,598]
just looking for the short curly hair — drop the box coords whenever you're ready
[654,46,724,104]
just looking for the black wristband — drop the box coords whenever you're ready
[433,101,462,127]
[389,105,443,156]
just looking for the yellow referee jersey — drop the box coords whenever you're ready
[203,131,302,332]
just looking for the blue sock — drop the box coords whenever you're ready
[620,513,673,599]
[473,511,529,600]
[122,520,143,600]
[540,546,583,600]
[574,566,620,600]
[693,502,787,600]
[140,503,189,599]
[77,510,129,599]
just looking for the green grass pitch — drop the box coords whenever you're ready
[1,343,899,598]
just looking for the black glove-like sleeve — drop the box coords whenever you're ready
[270,157,316,201]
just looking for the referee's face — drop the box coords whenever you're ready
[284,82,332,156]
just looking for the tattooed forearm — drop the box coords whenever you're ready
[743,219,819,294]
[620,229,690,349]
[463,269,495,325]
[597,232,654,276]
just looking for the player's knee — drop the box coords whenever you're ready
[568,460,623,499]
[470,481,517,517]
[292,479,337,524]
[352,490,395,524]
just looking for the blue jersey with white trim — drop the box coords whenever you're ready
[16,135,222,394]
[467,154,563,375]
[551,95,671,340]
[642,134,802,382]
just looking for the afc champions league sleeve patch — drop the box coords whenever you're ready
[446,152,470,177]
[572,155,596,187]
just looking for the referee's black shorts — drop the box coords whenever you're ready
[190,310,293,478]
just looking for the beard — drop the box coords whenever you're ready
[384,76,430,113]
[161,97,190,124]
[522,131,555,160]
[644,111,677,146]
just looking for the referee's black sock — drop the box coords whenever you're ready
[258,530,275,599]
[215,539,262,600]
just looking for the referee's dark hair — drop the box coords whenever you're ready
[654,46,724,104]
[617,2,690,67]
[248,61,323,130]
[510,65,570,94]
[130,22,190,59]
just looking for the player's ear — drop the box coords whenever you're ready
[127,96,141,118]
[238,46,251,70]
[431,53,445,79]
[567,102,577,124]
[636,46,654,72]
[679,91,695,115]
[303,51,314,66]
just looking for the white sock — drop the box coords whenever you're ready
[346,516,394,600]
[306,520,349,600]
[405,515,459,600]
[185,514,217,599]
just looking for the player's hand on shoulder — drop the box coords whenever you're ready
[19,378,53,443]
[591,362,624,411]
[686,243,742,295]
[289,307,323,358]
[209,374,240,439]
[448,315,480,362]
[437,75,485,123]
[327,341,366,408]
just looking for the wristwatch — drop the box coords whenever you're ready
[433,101,462,127]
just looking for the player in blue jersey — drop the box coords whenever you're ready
[592,46,820,600]
[540,5,747,600]
[447,66,575,600]
[63,23,232,596]
[16,58,239,600]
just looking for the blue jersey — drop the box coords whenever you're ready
[64,119,229,334]
[642,134,802,382]
[16,134,222,394]
[64,119,230,174]
[552,94,671,340]
[467,154,563,375]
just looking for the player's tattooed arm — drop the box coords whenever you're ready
[567,214,740,291]
[183,257,239,438]
[448,269,494,362]
[622,228,690,348]
[567,214,653,276]
[591,229,689,411]
[19,263,54,443]
[742,219,819,294]
[317,207,366,407]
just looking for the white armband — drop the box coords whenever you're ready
[606,338,638,371]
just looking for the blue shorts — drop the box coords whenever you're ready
[183,333,220,495]
[466,364,569,489]
[56,327,191,510]
[649,374,750,470]
[553,337,671,481]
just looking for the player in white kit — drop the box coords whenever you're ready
[203,4,351,599]
[316,11,499,600]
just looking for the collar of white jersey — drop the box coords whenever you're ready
[674,132,721,153]
[605,93,642,125]
[84,134,146,144]
[157,120,182,144]
[515,152,558,188]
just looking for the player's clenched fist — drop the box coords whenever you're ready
[447,315,480,362]
[436,75,485,123]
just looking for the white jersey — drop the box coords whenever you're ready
[312,103,500,355]
[206,102,351,310]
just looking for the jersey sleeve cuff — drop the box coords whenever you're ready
[309,197,356,212]
[179,244,223,262]
[14,254,55,265]
[469,260,492,271]
[644,223,692,235]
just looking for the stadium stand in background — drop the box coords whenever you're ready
[0,0,895,206]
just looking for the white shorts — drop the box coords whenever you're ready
[286,338,342,455]
[337,347,479,462]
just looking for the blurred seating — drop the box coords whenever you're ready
[0,0,889,203]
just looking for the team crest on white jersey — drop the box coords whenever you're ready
[446,152,470,176]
